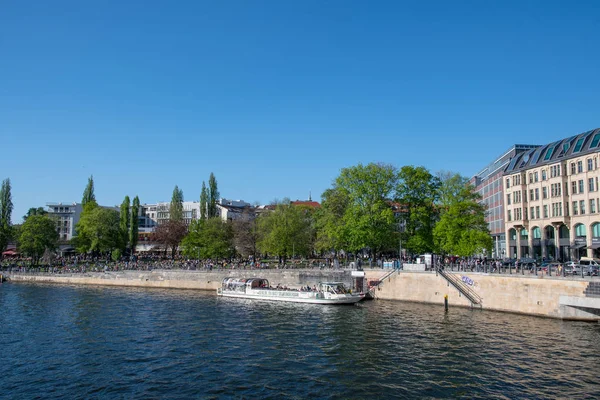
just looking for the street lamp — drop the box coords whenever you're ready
[398,220,406,270]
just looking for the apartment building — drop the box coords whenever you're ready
[46,202,84,242]
[143,198,253,226]
[503,128,600,261]
[471,145,539,258]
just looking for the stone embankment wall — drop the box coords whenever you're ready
[6,269,357,291]
[374,270,600,321]
[8,269,600,320]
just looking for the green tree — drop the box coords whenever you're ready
[257,200,314,264]
[437,171,470,209]
[208,173,219,218]
[129,196,140,254]
[18,214,59,265]
[434,175,492,257]
[182,218,234,260]
[200,181,208,220]
[332,163,398,257]
[396,166,440,255]
[23,207,47,222]
[119,195,131,252]
[0,178,13,255]
[82,175,96,206]
[74,205,121,254]
[314,187,350,254]
[170,185,184,222]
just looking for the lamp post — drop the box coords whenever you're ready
[398,220,405,270]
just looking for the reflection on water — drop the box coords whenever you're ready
[1,283,599,399]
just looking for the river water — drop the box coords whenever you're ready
[1,282,599,399]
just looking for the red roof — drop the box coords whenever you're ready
[291,201,321,208]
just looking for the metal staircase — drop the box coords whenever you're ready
[436,267,482,308]
[367,268,400,299]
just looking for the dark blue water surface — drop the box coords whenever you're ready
[1,282,600,399]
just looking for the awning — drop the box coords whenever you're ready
[587,243,600,250]
[2,250,18,256]
[570,244,586,249]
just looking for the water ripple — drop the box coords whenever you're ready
[2,283,600,399]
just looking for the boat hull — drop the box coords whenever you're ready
[217,289,364,304]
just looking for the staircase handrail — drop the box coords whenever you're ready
[437,266,482,306]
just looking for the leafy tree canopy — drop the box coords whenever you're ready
[129,196,140,253]
[170,185,184,222]
[23,207,47,222]
[433,177,492,257]
[82,175,96,206]
[257,200,314,263]
[332,163,398,255]
[74,206,121,254]
[182,218,234,260]
[396,166,440,254]
[0,178,14,253]
[19,214,59,265]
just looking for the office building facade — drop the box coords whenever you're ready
[503,128,600,261]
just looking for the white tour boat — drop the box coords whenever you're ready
[217,277,365,304]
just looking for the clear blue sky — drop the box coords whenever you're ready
[1,0,599,223]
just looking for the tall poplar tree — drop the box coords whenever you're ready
[208,173,219,218]
[0,178,13,254]
[119,195,131,252]
[200,181,208,220]
[129,196,140,254]
[82,175,96,206]
[170,185,184,222]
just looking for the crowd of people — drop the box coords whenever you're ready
[0,254,370,274]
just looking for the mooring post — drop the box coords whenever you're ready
[444,294,448,312]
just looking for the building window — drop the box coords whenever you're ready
[589,178,595,192]
[530,207,535,219]
[571,163,576,175]
[534,172,538,182]
[544,205,548,218]
[529,173,533,184]
[506,178,510,189]
[580,200,586,214]
[530,189,534,201]
[542,170,547,180]
[573,201,578,215]
[572,181,577,194]
[507,194,511,205]
[579,179,584,194]
[565,202,569,216]
[576,224,586,237]
[588,159,594,171]
[515,208,522,220]
[507,210,512,221]
[578,161,583,173]
[591,199,596,214]
[536,206,540,219]
[541,187,546,199]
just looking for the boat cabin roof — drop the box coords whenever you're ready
[222,277,270,288]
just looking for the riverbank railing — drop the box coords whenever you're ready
[436,266,483,308]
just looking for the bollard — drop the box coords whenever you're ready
[444,294,448,312]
